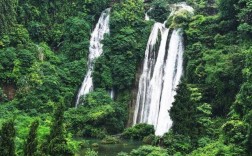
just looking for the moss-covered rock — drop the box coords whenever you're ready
[101,136,121,144]
[166,3,194,28]
[91,143,99,148]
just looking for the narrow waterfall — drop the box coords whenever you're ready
[76,8,110,107]
[133,4,193,136]
[145,8,152,21]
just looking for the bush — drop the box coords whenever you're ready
[222,120,248,145]
[130,145,168,156]
[166,4,194,28]
[65,89,127,138]
[122,124,155,140]
[188,140,245,156]
[85,148,98,156]
[143,134,160,145]
[163,131,192,155]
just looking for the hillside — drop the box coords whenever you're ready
[0,0,252,155]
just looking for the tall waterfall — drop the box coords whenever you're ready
[133,4,193,136]
[76,8,110,107]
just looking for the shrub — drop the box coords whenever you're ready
[130,145,168,156]
[163,131,192,155]
[222,120,248,145]
[122,124,155,140]
[143,134,160,145]
[85,148,98,156]
[65,89,127,138]
[188,140,245,156]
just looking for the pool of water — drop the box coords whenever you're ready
[76,139,142,156]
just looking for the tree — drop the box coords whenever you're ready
[170,81,212,141]
[218,0,239,20]
[222,120,248,146]
[163,131,192,155]
[148,0,171,23]
[170,82,194,136]
[0,120,16,156]
[24,120,39,156]
[94,0,149,91]
[236,0,252,34]
[233,47,252,117]
[60,16,91,61]
[65,89,127,138]
[43,102,73,156]
[0,0,17,35]
[196,103,213,136]
[245,111,252,155]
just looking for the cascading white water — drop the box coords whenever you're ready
[133,4,193,136]
[76,8,110,107]
[145,8,152,21]
[110,88,115,100]
[155,29,184,136]
[145,13,150,21]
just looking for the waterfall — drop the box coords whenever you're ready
[110,88,115,100]
[155,29,184,136]
[145,8,152,21]
[76,8,110,107]
[133,4,193,136]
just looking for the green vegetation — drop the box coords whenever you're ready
[0,120,16,156]
[0,0,17,35]
[129,145,168,156]
[0,1,110,154]
[1,0,252,155]
[65,89,126,138]
[93,0,150,91]
[85,148,98,156]
[42,102,74,156]
[24,120,39,156]
[165,0,252,155]
[101,136,121,144]
[122,124,155,140]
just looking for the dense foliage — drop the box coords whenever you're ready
[42,102,74,156]
[166,0,252,155]
[0,2,106,154]
[122,124,155,140]
[24,120,39,156]
[93,0,150,91]
[65,89,126,138]
[1,0,252,155]
[0,120,16,156]
[129,145,168,156]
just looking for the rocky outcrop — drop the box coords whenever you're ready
[2,84,16,100]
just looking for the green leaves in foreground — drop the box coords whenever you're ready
[0,120,16,156]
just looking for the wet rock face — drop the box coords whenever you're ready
[127,63,143,127]
[2,84,16,100]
